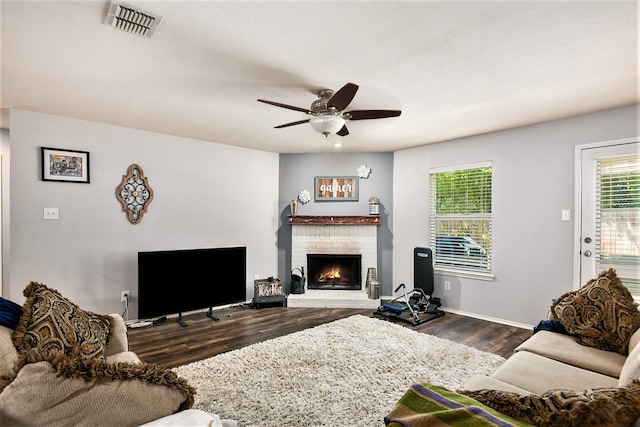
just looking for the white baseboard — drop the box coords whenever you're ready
[440,306,533,330]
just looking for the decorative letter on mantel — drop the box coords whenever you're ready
[116,164,154,224]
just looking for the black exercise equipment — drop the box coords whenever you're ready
[373,247,444,325]
[414,246,435,295]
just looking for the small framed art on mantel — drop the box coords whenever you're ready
[314,176,359,201]
[41,147,90,183]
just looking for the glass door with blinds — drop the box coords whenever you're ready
[579,139,639,300]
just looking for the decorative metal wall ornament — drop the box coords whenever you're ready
[116,164,154,224]
[356,164,371,179]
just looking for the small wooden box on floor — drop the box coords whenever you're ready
[253,278,286,308]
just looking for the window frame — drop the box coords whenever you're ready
[429,161,494,280]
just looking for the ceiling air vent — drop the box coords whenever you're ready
[105,2,162,38]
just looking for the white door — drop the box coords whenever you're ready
[577,138,640,299]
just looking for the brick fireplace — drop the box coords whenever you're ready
[288,216,380,308]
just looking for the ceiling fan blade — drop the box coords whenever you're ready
[336,125,349,137]
[274,119,310,129]
[328,83,359,111]
[346,109,402,120]
[257,99,310,114]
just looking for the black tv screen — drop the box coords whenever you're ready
[138,246,247,319]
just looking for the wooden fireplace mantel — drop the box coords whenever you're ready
[288,215,380,226]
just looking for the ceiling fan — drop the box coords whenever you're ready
[257,83,401,137]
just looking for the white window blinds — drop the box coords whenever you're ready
[429,163,492,276]
[596,153,640,300]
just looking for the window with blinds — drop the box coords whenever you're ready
[429,163,492,276]
[596,154,640,300]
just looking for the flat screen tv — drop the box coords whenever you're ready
[138,246,246,324]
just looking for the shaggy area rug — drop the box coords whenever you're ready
[173,314,507,427]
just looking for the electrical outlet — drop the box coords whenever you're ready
[444,281,451,291]
[121,291,130,303]
[43,208,59,220]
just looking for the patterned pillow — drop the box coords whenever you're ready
[460,379,640,427]
[551,269,640,354]
[12,282,111,361]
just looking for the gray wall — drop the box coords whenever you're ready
[393,105,639,327]
[3,106,638,327]
[7,110,280,317]
[278,152,394,294]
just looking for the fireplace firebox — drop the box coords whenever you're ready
[307,254,362,290]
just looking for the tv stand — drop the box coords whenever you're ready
[175,308,220,327]
[177,312,188,327]
[206,307,220,321]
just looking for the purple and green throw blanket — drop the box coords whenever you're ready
[385,383,533,427]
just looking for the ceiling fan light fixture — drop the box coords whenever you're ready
[309,115,345,137]
[258,82,401,138]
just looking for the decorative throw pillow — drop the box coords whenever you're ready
[551,268,640,354]
[460,379,640,427]
[11,282,111,361]
[0,360,194,427]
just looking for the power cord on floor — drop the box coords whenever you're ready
[122,294,154,329]
[121,293,129,322]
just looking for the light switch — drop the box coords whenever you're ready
[561,210,571,222]
[44,208,59,220]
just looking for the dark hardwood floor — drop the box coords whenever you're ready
[126,305,534,369]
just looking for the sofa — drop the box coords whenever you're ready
[0,281,236,427]
[386,269,640,427]
[459,319,640,395]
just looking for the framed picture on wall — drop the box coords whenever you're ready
[41,147,90,183]
[314,176,359,201]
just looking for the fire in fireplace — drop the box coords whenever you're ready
[307,254,362,290]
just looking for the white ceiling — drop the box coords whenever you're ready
[1,1,638,153]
